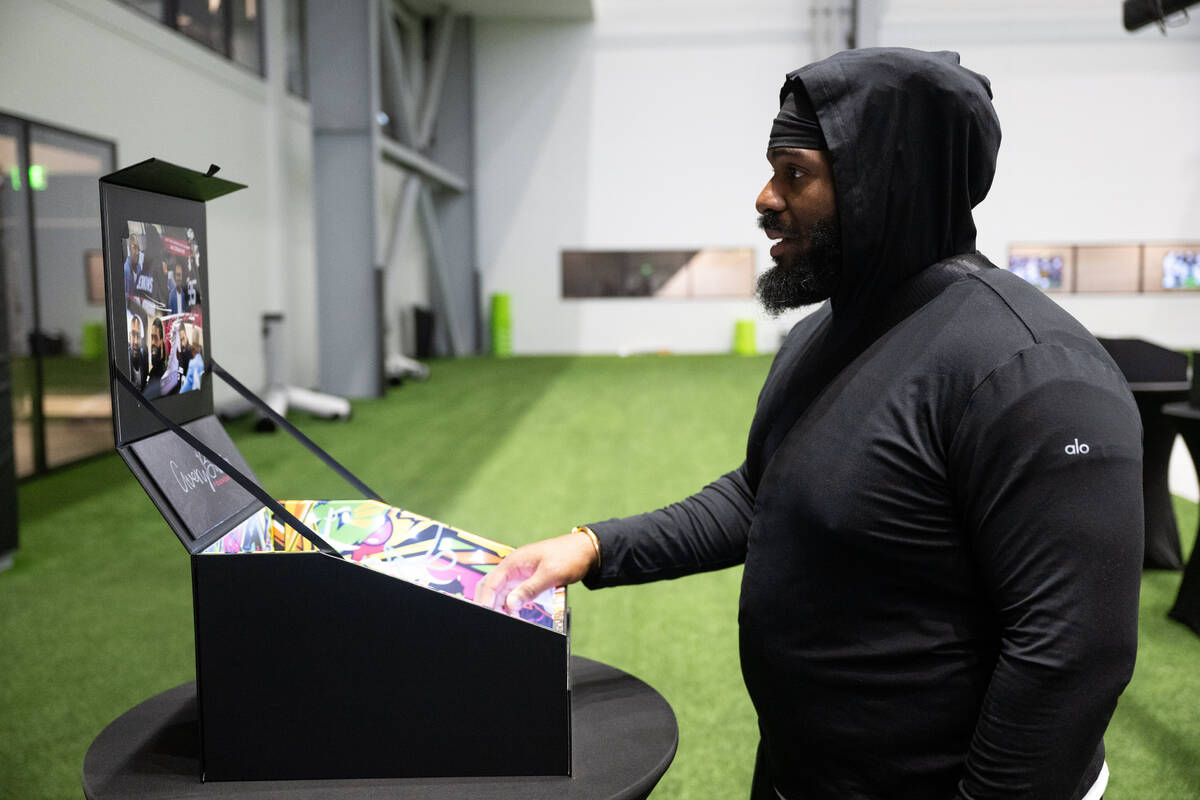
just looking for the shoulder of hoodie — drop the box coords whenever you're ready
[917,266,1131,401]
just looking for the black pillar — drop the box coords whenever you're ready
[0,186,17,569]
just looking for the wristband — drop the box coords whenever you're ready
[572,525,601,572]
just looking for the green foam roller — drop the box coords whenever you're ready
[733,319,756,356]
[491,293,512,357]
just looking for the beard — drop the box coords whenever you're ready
[756,211,842,316]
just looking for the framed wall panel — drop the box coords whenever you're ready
[1145,243,1200,292]
[561,247,754,299]
[1075,245,1141,293]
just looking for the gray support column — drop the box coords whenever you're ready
[379,0,417,145]
[309,1,382,397]
[428,18,477,357]
[810,0,856,60]
[854,0,882,49]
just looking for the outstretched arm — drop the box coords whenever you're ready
[476,463,756,613]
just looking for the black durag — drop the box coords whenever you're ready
[767,84,827,151]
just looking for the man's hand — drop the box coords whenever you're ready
[475,531,599,614]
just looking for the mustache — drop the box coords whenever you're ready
[757,211,801,237]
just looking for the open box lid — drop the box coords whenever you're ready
[101,159,260,552]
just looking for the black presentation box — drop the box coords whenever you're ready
[1097,337,1189,385]
[100,160,570,781]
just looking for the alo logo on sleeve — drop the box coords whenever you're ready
[1064,439,1090,455]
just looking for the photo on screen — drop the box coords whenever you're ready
[122,220,206,399]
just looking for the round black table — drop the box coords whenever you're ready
[1164,401,1200,636]
[1129,381,1191,569]
[82,656,677,800]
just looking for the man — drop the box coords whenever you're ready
[168,258,187,314]
[186,243,203,308]
[127,314,148,391]
[142,316,167,400]
[142,315,180,399]
[152,247,170,311]
[179,323,205,393]
[123,233,143,299]
[134,230,162,318]
[477,48,1143,800]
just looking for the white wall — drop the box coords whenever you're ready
[474,1,818,356]
[474,0,1200,355]
[880,0,1200,351]
[0,0,318,400]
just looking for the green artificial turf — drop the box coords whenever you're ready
[1,354,1198,798]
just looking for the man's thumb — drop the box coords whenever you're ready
[505,579,540,612]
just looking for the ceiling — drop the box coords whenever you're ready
[403,0,594,21]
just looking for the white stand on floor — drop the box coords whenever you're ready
[385,351,430,383]
[255,313,350,432]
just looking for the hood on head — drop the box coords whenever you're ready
[783,47,1001,321]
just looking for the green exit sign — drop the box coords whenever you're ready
[6,164,48,190]
[28,164,47,190]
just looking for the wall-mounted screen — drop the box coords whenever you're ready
[1161,249,1199,290]
[1008,241,1200,294]
[1008,254,1063,290]
[1007,244,1073,292]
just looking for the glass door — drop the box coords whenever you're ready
[0,117,36,477]
[29,126,115,470]
[1,113,115,476]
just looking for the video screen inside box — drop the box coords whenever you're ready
[202,499,568,633]
[122,220,205,399]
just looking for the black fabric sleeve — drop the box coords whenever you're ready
[582,463,755,589]
[947,345,1143,799]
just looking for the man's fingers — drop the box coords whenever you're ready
[474,573,498,609]
[477,565,517,611]
[504,575,546,614]
[478,552,537,611]
[504,554,569,613]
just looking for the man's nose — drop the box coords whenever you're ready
[756,179,784,215]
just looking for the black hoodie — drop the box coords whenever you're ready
[585,48,1142,799]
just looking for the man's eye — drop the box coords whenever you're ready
[790,167,806,180]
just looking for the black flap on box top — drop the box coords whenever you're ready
[102,157,245,202]
[100,159,571,782]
